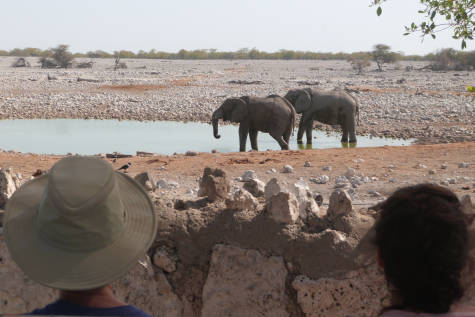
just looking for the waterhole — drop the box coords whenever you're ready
[0,119,413,155]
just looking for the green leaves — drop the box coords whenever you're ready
[370,0,474,49]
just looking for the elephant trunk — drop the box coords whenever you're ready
[212,118,220,139]
[211,109,222,139]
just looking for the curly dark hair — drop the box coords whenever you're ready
[375,183,468,313]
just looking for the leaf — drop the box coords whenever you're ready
[462,39,467,49]
[468,86,474,92]
[431,11,437,19]
[431,34,436,39]
[377,6,382,16]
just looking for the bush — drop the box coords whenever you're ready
[348,57,371,74]
[51,45,74,68]
[372,44,399,71]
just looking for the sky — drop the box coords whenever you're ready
[0,0,470,55]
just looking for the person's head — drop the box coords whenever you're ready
[4,156,157,291]
[375,183,469,313]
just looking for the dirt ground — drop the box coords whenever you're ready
[1,142,473,206]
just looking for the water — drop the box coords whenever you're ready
[0,119,413,155]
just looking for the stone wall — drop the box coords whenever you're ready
[1,168,474,316]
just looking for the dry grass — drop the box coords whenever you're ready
[98,78,197,92]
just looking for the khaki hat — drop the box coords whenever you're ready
[4,156,157,290]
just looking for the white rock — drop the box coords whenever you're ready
[335,176,348,185]
[282,165,294,173]
[226,189,259,211]
[459,162,469,168]
[266,168,277,174]
[327,189,353,218]
[414,163,427,169]
[304,161,311,167]
[264,178,287,201]
[441,163,448,169]
[153,247,177,273]
[156,179,168,188]
[202,245,289,317]
[0,168,18,208]
[293,182,321,219]
[369,190,382,197]
[310,175,329,184]
[267,192,299,224]
[345,168,356,179]
[243,178,265,197]
[323,166,332,171]
[461,195,473,214]
[241,170,257,182]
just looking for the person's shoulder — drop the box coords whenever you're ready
[380,309,475,317]
[119,305,153,317]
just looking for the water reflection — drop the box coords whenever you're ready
[0,119,413,155]
[341,142,357,148]
[298,142,357,150]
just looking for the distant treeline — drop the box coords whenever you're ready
[0,47,473,62]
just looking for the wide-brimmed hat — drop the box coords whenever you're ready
[4,156,157,290]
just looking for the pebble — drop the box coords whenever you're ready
[369,190,382,197]
[428,170,436,175]
[414,163,427,169]
[241,170,257,182]
[459,162,469,168]
[310,175,329,184]
[323,166,332,171]
[441,164,448,169]
[282,165,294,173]
[304,161,311,167]
[345,168,356,179]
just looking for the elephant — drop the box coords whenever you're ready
[284,88,359,144]
[211,95,296,152]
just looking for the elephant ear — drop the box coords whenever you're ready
[229,98,248,122]
[295,90,312,113]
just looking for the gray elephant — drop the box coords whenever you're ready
[284,88,359,144]
[212,95,295,152]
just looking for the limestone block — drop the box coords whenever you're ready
[198,167,230,202]
[327,189,353,218]
[264,178,287,201]
[243,178,265,197]
[114,255,183,317]
[202,244,289,317]
[153,246,177,273]
[267,192,299,224]
[293,182,322,219]
[292,264,388,317]
[461,194,473,214]
[0,168,18,209]
[225,188,259,211]
[134,171,156,191]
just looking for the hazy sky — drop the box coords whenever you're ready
[1,0,470,55]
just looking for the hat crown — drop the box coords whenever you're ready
[49,156,113,209]
[36,156,125,251]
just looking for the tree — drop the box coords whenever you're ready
[372,44,398,71]
[371,0,474,49]
[51,44,74,68]
[348,56,371,74]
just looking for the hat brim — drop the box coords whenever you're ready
[4,172,157,290]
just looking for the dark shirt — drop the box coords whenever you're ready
[29,299,153,316]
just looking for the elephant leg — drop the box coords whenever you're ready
[283,127,291,145]
[348,115,357,143]
[341,121,349,143]
[305,121,313,144]
[270,131,289,150]
[297,116,305,144]
[249,129,258,151]
[239,124,249,152]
